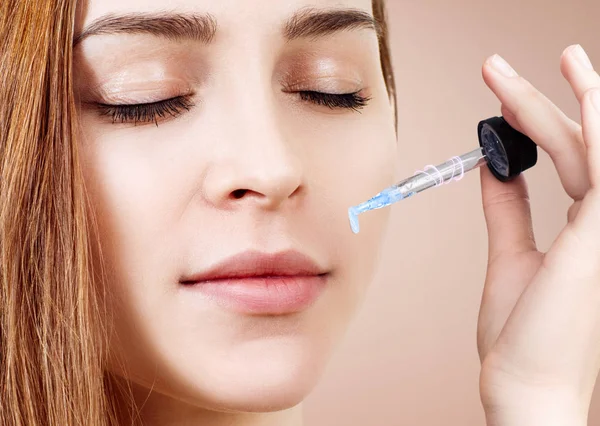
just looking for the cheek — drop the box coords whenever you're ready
[79,127,184,368]
[295,105,398,311]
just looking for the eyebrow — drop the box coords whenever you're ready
[73,13,218,46]
[73,8,378,46]
[284,8,379,40]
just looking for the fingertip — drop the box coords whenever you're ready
[483,54,496,69]
[482,57,495,81]
[561,44,594,81]
[560,47,572,79]
[561,44,578,61]
[482,55,511,82]
[482,58,505,95]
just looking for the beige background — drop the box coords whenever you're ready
[305,0,600,424]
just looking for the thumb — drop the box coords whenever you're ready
[480,166,537,263]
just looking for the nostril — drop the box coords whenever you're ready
[231,189,248,199]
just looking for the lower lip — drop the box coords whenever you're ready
[182,275,328,315]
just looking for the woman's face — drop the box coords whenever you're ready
[75,0,396,413]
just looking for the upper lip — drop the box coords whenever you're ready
[180,250,328,283]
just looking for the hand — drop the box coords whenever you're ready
[477,45,600,426]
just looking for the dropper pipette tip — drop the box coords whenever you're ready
[348,187,405,234]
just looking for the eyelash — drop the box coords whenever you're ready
[97,96,195,126]
[298,91,371,112]
[96,91,370,125]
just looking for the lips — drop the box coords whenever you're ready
[179,250,329,315]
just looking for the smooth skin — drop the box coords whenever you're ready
[478,45,600,426]
[75,1,396,425]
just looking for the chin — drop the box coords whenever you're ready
[209,378,319,413]
[186,343,330,413]
[119,334,334,414]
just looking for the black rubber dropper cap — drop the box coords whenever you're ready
[477,116,538,182]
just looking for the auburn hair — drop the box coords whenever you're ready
[0,0,395,424]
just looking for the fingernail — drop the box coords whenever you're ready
[490,54,518,78]
[591,89,600,113]
[571,44,594,70]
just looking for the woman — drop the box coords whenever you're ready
[1,0,599,425]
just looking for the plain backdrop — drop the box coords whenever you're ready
[304,0,600,424]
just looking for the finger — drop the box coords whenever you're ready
[569,89,600,243]
[560,44,600,103]
[581,89,600,188]
[502,101,587,223]
[567,200,582,223]
[480,166,536,263]
[482,54,588,201]
[500,104,523,132]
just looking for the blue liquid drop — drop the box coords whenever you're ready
[348,207,360,234]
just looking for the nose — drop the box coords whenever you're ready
[202,104,304,211]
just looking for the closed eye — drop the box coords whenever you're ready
[95,95,195,126]
[298,91,371,111]
[93,89,369,127]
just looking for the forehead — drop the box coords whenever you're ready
[78,0,374,31]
